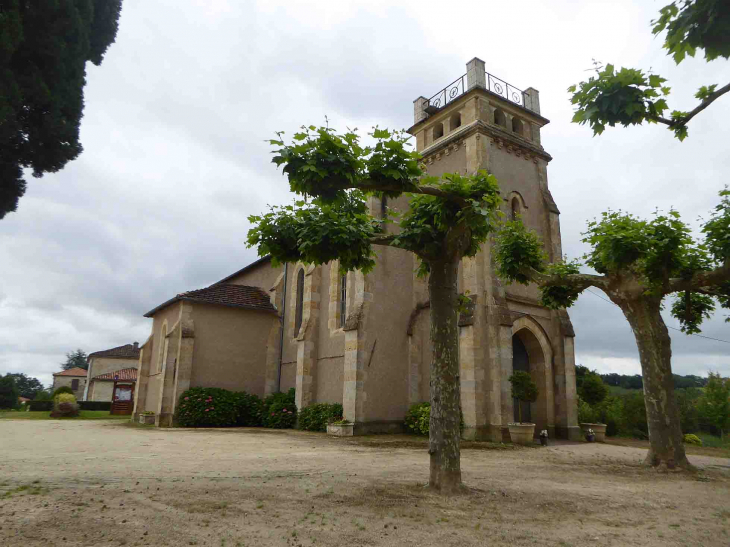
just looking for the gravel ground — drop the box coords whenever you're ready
[1,420,729,547]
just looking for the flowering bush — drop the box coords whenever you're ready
[262,388,296,429]
[176,387,239,427]
[234,391,264,427]
[298,403,343,432]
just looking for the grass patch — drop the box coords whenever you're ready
[0,410,130,421]
[606,435,730,459]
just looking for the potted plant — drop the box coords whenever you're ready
[326,417,353,437]
[539,429,549,446]
[507,371,539,445]
[139,411,155,425]
[584,427,596,442]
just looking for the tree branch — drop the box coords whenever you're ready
[668,259,730,293]
[358,182,469,207]
[652,81,730,128]
[526,268,608,291]
[369,234,399,248]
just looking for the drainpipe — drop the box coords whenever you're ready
[277,262,288,393]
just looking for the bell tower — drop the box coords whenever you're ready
[407,58,581,442]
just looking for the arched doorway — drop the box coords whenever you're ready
[511,317,555,434]
[512,335,531,423]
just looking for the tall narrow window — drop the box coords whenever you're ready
[380,196,388,219]
[340,274,347,328]
[295,268,305,335]
[511,197,521,221]
[71,379,79,391]
[512,117,524,136]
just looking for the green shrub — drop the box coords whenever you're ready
[404,402,464,436]
[33,390,52,401]
[298,403,344,432]
[50,393,79,418]
[577,398,598,424]
[56,393,76,404]
[594,396,623,436]
[234,391,264,427]
[683,433,702,446]
[621,392,648,438]
[509,371,538,424]
[28,400,53,411]
[176,387,239,427]
[78,401,112,411]
[405,402,431,435]
[579,373,608,406]
[262,388,296,429]
[0,375,19,409]
[50,386,74,399]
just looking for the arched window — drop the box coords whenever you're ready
[494,108,506,127]
[340,273,347,328]
[450,112,461,131]
[157,323,167,373]
[433,122,444,141]
[511,197,521,221]
[512,117,524,136]
[295,268,305,336]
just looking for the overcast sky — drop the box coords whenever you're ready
[1,0,728,388]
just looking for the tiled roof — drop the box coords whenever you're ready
[92,368,138,381]
[144,284,276,317]
[53,367,88,377]
[88,343,140,361]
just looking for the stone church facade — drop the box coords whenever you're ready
[132,58,580,441]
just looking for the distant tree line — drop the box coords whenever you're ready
[576,365,709,391]
[576,366,729,440]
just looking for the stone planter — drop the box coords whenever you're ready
[580,423,607,442]
[327,423,354,437]
[508,423,536,445]
[139,414,155,425]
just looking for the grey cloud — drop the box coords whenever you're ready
[1,0,728,386]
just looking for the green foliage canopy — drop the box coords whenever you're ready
[568,1,729,141]
[697,372,730,436]
[4,373,44,399]
[0,0,123,218]
[579,373,609,406]
[495,191,730,335]
[0,374,20,409]
[62,349,89,370]
[248,127,502,276]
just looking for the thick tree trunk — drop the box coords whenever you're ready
[621,299,691,470]
[427,257,464,493]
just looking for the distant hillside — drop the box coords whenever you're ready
[576,366,709,391]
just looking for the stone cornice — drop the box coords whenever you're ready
[420,119,552,166]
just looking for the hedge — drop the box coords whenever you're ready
[78,401,112,411]
[28,400,53,411]
[298,403,343,432]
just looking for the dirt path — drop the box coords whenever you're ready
[1,420,728,546]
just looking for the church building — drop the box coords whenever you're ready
[132,58,580,441]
